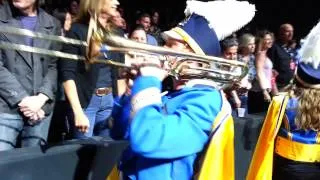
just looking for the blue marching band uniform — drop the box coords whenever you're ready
[276,97,320,162]
[112,77,226,179]
[109,0,256,179]
[247,21,320,180]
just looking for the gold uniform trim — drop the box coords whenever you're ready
[275,136,320,162]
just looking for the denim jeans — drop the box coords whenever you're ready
[72,93,114,139]
[0,112,52,151]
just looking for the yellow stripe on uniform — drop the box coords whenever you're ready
[275,136,320,162]
[194,91,234,180]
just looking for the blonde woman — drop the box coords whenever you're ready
[234,33,256,115]
[238,33,256,82]
[60,0,123,138]
[247,30,274,114]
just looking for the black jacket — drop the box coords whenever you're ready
[59,23,124,108]
[267,41,295,87]
[0,1,60,115]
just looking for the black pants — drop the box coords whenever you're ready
[273,154,320,180]
[247,90,270,114]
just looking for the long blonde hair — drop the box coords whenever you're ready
[292,86,320,131]
[74,0,111,26]
[73,0,112,71]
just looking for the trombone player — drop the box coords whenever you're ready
[110,1,255,179]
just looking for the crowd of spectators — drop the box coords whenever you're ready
[0,0,301,151]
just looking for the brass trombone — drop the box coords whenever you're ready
[0,25,248,89]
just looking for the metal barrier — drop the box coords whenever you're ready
[234,114,264,180]
[0,137,128,180]
[0,114,265,180]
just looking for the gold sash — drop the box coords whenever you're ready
[194,91,234,180]
[246,94,289,180]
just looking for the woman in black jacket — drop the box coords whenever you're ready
[60,0,123,139]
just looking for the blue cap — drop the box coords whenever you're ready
[162,14,221,57]
[296,62,320,88]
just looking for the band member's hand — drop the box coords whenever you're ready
[140,65,168,81]
[74,111,90,133]
[139,57,168,81]
[120,67,139,79]
[122,56,168,81]
[120,53,149,80]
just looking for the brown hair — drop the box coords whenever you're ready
[255,30,274,53]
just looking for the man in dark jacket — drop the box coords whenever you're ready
[0,0,60,151]
[267,23,296,91]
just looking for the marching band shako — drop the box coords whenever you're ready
[162,14,221,56]
[162,0,256,57]
[295,20,320,88]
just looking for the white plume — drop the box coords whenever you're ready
[184,0,256,40]
[299,21,320,69]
